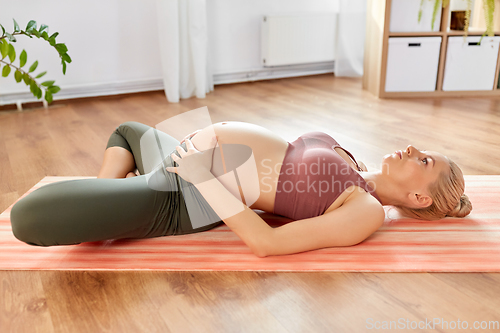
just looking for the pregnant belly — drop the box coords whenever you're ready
[190,121,289,211]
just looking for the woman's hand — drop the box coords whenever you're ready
[180,129,202,144]
[166,137,217,184]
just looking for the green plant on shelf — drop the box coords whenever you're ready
[0,19,71,104]
[419,0,496,39]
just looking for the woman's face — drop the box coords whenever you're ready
[381,145,450,196]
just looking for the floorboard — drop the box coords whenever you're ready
[1,74,499,332]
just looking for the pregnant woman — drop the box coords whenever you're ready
[10,121,472,257]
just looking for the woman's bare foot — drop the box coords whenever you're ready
[125,171,137,178]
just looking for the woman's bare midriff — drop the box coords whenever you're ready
[189,121,365,215]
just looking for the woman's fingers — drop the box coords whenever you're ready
[185,138,196,150]
[165,166,177,174]
[175,145,186,156]
[171,152,180,162]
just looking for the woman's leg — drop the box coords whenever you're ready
[10,176,172,245]
[97,121,156,179]
[102,121,180,176]
[10,121,222,246]
[97,147,137,179]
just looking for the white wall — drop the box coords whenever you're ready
[0,0,338,104]
[208,0,338,74]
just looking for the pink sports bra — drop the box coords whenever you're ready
[273,132,381,220]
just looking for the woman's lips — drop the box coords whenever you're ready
[395,150,402,159]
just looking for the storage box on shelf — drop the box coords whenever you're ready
[443,36,500,91]
[363,0,500,98]
[385,37,442,92]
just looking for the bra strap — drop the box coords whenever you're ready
[336,146,362,172]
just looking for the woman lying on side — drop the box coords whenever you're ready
[10,121,472,257]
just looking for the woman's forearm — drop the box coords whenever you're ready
[191,170,274,257]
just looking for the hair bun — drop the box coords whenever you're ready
[447,194,472,218]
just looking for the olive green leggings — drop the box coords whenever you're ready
[10,121,222,246]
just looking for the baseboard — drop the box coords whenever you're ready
[0,79,165,107]
[0,61,334,107]
[213,61,334,85]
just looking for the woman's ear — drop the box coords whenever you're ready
[408,192,433,208]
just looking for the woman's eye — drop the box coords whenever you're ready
[422,158,428,165]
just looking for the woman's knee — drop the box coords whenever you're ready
[116,121,148,137]
[10,196,47,246]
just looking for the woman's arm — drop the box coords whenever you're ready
[193,172,384,257]
[262,193,384,256]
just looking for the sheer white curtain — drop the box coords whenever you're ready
[334,0,367,77]
[156,0,213,103]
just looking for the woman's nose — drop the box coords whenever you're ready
[406,145,413,156]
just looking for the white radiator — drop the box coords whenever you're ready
[261,13,337,67]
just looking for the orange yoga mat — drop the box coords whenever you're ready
[0,175,498,271]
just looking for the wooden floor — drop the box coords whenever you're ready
[1,74,500,332]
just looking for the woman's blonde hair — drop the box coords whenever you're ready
[396,159,472,220]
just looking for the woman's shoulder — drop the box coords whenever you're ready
[344,185,385,218]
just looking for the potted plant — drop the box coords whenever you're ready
[421,0,496,38]
[0,19,71,104]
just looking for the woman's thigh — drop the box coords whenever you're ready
[10,173,221,246]
[9,176,168,245]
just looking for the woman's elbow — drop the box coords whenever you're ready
[248,240,269,257]
[252,247,269,258]
[248,238,273,258]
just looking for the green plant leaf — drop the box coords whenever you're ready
[62,61,67,75]
[37,86,43,99]
[29,60,38,72]
[39,24,48,33]
[32,30,41,38]
[20,49,27,67]
[62,53,72,63]
[26,20,37,32]
[2,65,11,77]
[0,24,5,36]
[41,31,49,40]
[0,40,8,59]
[49,32,59,40]
[41,80,55,87]
[30,80,37,95]
[418,0,424,23]
[14,70,23,83]
[35,71,46,79]
[48,37,56,46]
[55,43,68,54]
[23,73,30,85]
[13,19,20,32]
[8,44,15,62]
[45,91,53,103]
[5,32,16,42]
[431,0,441,30]
[47,85,61,94]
